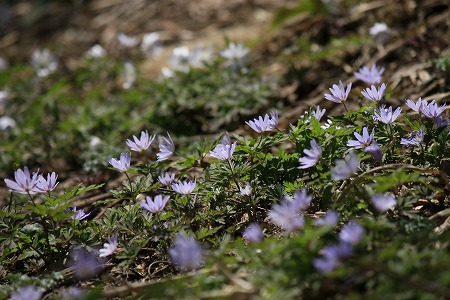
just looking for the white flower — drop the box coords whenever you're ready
[141,32,163,57]
[122,62,136,89]
[86,44,106,58]
[0,116,16,130]
[117,32,139,48]
[31,48,58,77]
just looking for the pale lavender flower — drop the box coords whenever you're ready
[298,139,322,169]
[34,172,58,193]
[331,151,360,181]
[60,287,86,300]
[140,194,170,213]
[141,32,163,57]
[420,100,447,119]
[406,97,424,112]
[291,188,313,211]
[172,180,196,195]
[10,285,43,300]
[313,242,353,274]
[268,198,305,232]
[239,184,252,196]
[364,139,382,161]
[189,46,215,68]
[126,130,156,152]
[314,210,339,227]
[313,255,339,274]
[109,153,131,172]
[324,80,352,104]
[71,207,91,220]
[157,133,175,162]
[122,62,136,89]
[86,44,106,58]
[354,64,384,85]
[312,106,326,121]
[209,141,237,161]
[373,105,401,124]
[243,223,264,242]
[4,166,40,194]
[31,48,58,77]
[245,111,278,133]
[220,42,249,69]
[347,127,375,149]
[168,46,192,73]
[434,116,450,128]
[401,128,424,146]
[158,172,176,186]
[0,116,15,130]
[117,32,139,48]
[99,233,118,258]
[371,193,397,212]
[361,83,387,102]
[71,249,101,280]
[369,22,390,43]
[169,232,204,270]
[339,221,364,245]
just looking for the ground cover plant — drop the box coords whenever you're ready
[1,0,450,299]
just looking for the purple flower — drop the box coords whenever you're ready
[99,233,118,258]
[434,116,450,128]
[371,193,397,212]
[347,127,375,149]
[324,81,352,104]
[209,141,237,161]
[243,223,264,242]
[169,232,204,270]
[126,130,156,152]
[158,172,176,186]
[4,166,40,195]
[331,151,360,181]
[34,172,59,193]
[268,198,305,232]
[287,188,313,211]
[71,249,101,280]
[313,255,339,274]
[364,139,382,161]
[109,153,131,172]
[245,111,278,133]
[10,285,43,300]
[420,100,447,119]
[361,83,387,102]
[406,97,424,112]
[140,194,170,213]
[314,242,353,274]
[370,22,390,43]
[339,221,364,245]
[354,64,384,85]
[312,106,326,121]
[298,139,322,169]
[314,210,339,227]
[172,180,196,195]
[401,128,424,146]
[373,105,401,124]
[71,207,91,220]
[239,184,252,196]
[157,133,175,162]
[60,287,86,300]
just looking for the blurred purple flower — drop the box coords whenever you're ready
[99,233,118,258]
[434,116,450,128]
[339,221,364,245]
[109,153,131,172]
[268,197,305,232]
[314,210,339,227]
[60,287,86,300]
[371,193,397,212]
[158,172,176,186]
[169,232,204,271]
[71,207,91,220]
[71,249,101,280]
[157,133,175,162]
[10,285,43,300]
[140,194,170,213]
[364,139,382,161]
[401,128,424,146]
[289,188,313,211]
[354,64,384,85]
[245,111,278,133]
[34,172,59,193]
[347,127,375,149]
[361,83,387,102]
[243,223,264,242]
[126,130,156,152]
[373,105,401,124]
[331,151,360,181]
[324,80,352,104]
[172,180,196,195]
[298,139,322,169]
[4,166,40,195]
[313,242,353,274]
